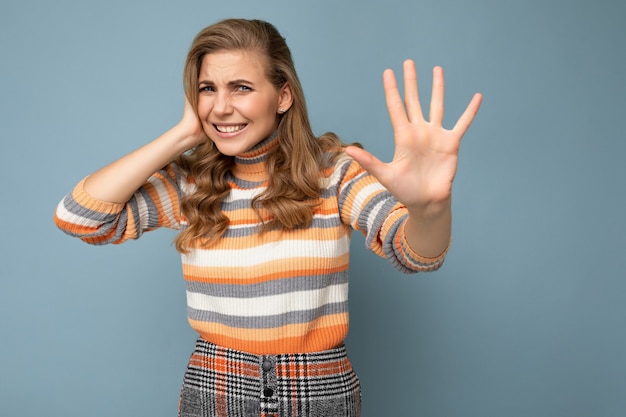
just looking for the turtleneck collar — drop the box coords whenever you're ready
[232,131,279,182]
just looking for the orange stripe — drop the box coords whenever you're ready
[188,314,348,355]
[195,225,350,250]
[183,254,349,283]
[53,215,100,235]
[190,313,348,340]
[215,195,350,223]
[71,178,124,213]
[229,181,268,190]
[221,206,348,223]
[144,182,180,228]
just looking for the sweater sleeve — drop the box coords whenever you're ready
[335,155,448,273]
[53,163,186,245]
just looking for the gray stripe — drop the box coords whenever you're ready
[62,194,116,223]
[221,198,257,211]
[59,166,181,243]
[187,300,348,329]
[226,174,265,189]
[136,188,159,228]
[362,196,397,245]
[382,211,442,273]
[222,215,343,238]
[232,131,279,166]
[222,185,339,214]
[319,184,338,198]
[395,228,444,270]
[336,162,356,209]
[110,199,135,242]
[185,271,349,298]
[59,193,130,244]
[139,167,183,228]
[382,212,415,273]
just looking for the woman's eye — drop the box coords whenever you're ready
[199,86,214,92]
[236,85,252,92]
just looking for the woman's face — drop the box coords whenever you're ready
[197,49,292,156]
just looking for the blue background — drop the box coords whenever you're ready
[1,0,625,416]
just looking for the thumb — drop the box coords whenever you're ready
[344,145,388,181]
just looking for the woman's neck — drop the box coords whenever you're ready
[231,131,279,182]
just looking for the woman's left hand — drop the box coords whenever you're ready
[345,60,482,217]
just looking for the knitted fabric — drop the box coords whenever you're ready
[54,135,447,354]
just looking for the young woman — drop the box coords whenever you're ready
[54,18,481,417]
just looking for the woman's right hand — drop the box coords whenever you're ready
[175,96,208,150]
[82,96,208,203]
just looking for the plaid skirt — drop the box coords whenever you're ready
[178,338,361,417]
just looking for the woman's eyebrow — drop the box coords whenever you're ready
[198,79,254,86]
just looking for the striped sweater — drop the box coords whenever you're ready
[54,136,447,354]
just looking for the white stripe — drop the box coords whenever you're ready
[179,176,196,196]
[147,176,179,226]
[366,199,386,231]
[56,200,103,228]
[182,234,351,267]
[220,212,339,233]
[186,283,348,316]
[347,181,386,224]
[134,192,150,230]
[312,212,339,221]
[227,186,265,201]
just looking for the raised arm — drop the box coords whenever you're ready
[345,60,482,258]
[84,98,206,203]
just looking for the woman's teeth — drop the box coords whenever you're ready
[215,124,246,133]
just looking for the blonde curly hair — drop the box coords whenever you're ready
[174,19,347,252]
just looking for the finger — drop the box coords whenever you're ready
[344,145,390,184]
[452,93,483,135]
[429,66,445,126]
[402,59,423,123]
[383,68,409,130]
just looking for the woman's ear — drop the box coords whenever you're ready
[277,83,293,113]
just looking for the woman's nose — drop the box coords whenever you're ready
[213,91,233,116]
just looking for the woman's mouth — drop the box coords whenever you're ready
[214,124,247,133]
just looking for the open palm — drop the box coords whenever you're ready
[346,60,482,213]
